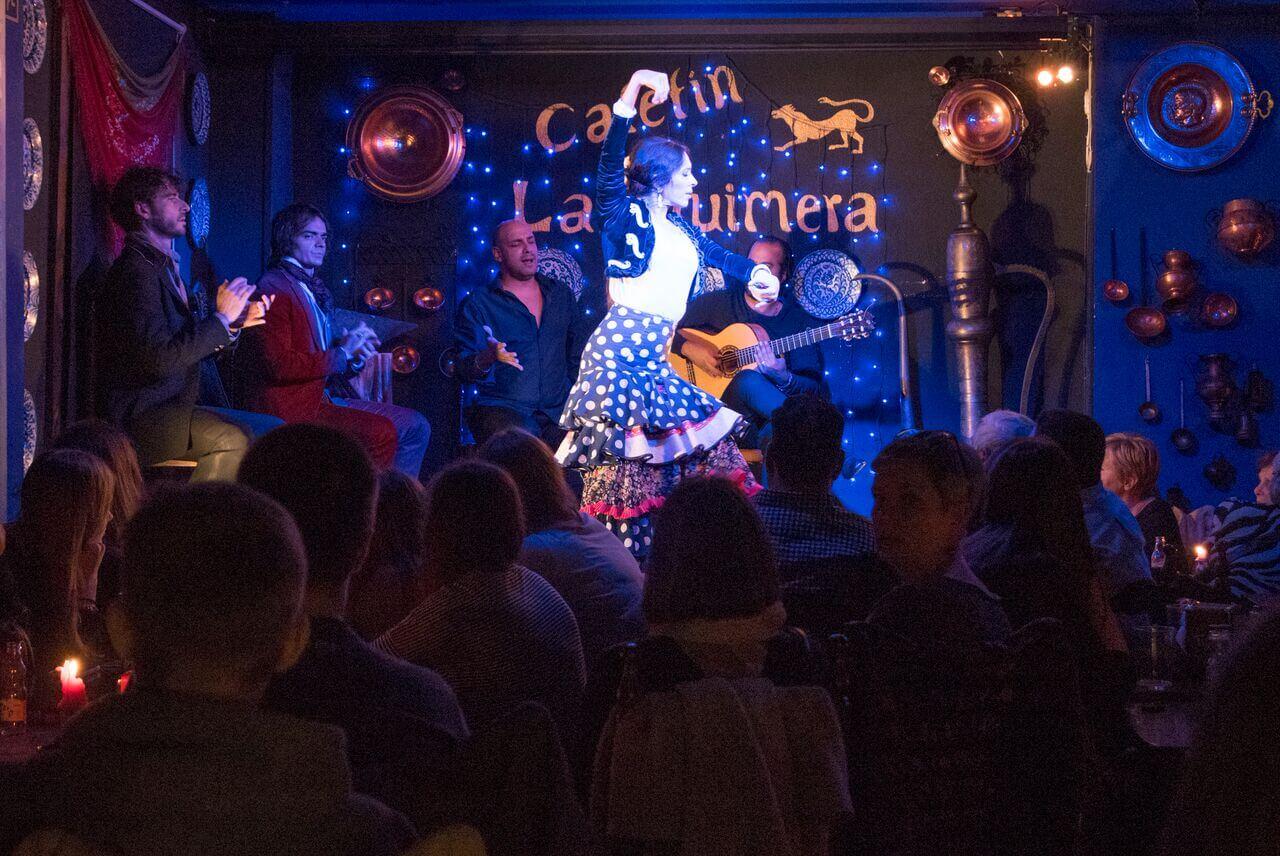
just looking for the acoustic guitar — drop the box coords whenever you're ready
[668,310,875,399]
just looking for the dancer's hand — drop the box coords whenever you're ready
[621,69,670,109]
[681,336,725,379]
[746,265,780,304]
[479,325,523,371]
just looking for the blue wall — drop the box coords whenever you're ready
[1091,15,1280,509]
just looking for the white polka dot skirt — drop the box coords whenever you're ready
[556,304,759,560]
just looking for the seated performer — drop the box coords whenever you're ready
[235,203,431,476]
[675,236,825,446]
[96,167,282,481]
[455,218,591,447]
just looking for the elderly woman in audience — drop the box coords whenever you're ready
[0,449,114,709]
[584,475,850,856]
[375,460,586,743]
[50,420,144,608]
[964,437,1133,747]
[1102,432,1187,579]
[347,469,431,641]
[969,408,1036,462]
[869,431,1011,646]
[1160,605,1280,855]
[480,428,645,671]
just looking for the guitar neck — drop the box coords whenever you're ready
[742,317,859,362]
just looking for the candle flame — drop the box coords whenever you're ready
[58,658,80,682]
[1195,544,1208,560]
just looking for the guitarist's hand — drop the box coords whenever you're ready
[681,336,725,378]
[755,346,789,382]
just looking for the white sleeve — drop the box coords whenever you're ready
[612,99,638,119]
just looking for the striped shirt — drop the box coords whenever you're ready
[1208,499,1280,606]
[374,565,586,740]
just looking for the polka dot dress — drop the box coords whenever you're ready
[557,304,759,560]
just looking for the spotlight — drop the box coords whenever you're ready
[1035,67,1055,87]
[1057,64,1076,84]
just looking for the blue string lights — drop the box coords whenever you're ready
[335,61,898,500]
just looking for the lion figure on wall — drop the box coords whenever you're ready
[771,97,876,153]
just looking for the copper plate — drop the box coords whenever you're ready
[392,344,421,374]
[364,287,395,311]
[933,79,1026,167]
[413,286,444,311]
[1122,42,1264,172]
[346,85,465,203]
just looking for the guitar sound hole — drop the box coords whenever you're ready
[719,348,739,376]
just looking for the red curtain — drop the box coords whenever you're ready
[65,0,187,253]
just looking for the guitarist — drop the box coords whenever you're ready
[674,237,826,445]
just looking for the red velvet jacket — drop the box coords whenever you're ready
[233,264,349,422]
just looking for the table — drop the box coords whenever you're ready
[1128,698,1197,750]
[0,726,61,767]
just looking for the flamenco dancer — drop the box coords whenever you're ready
[557,68,782,560]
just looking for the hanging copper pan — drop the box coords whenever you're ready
[347,85,466,203]
[933,79,1027,167]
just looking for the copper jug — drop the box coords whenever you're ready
[1156,250,1198,314]
[1217,198,1275,260]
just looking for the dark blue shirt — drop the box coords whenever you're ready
[454,274,591,417]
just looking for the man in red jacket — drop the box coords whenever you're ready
[234,204,430,475]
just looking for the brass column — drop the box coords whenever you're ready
[945,165,994,441]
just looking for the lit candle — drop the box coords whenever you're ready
[1194,544,1209,576]
[56,658,88,712]
[116,670,132,695]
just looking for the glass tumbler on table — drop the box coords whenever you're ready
[1138,625,1179,693]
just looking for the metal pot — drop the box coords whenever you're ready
[1156,249,1198,314]
[1216,198,1275,259]
[1196,353,1238,427]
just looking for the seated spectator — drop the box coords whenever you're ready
[964,437,1133,748]
[0,449,114,710]
[1036,410,1153,624]
[376,461,586,743]
[239,425,468,825]
[347,469,431,641]
[587,476,851,856]
[1204,452,1280,606]
[50,420,144,609]
[1103,432,1187,579]
[2,482,414,856]
[1255,451,1279,506]
[479,428,644,671]
[970,408,1036,462]
[752,394,889,635]
[869,431,1012,646]
[234,203,431,476]
[1160,605,1280,856]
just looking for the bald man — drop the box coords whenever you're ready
[455,219,591,446]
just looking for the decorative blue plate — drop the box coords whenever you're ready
[22,0,46,75]
[537,247,586,300]
[22,251,39,342]
[22,118,42,211]
[1122,42,1268,173]
[23,389,36,474]
[794,249,862,319]
[188,71,210,146]
[188,178,210,248]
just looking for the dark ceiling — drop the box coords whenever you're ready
[195,0,1280,21]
